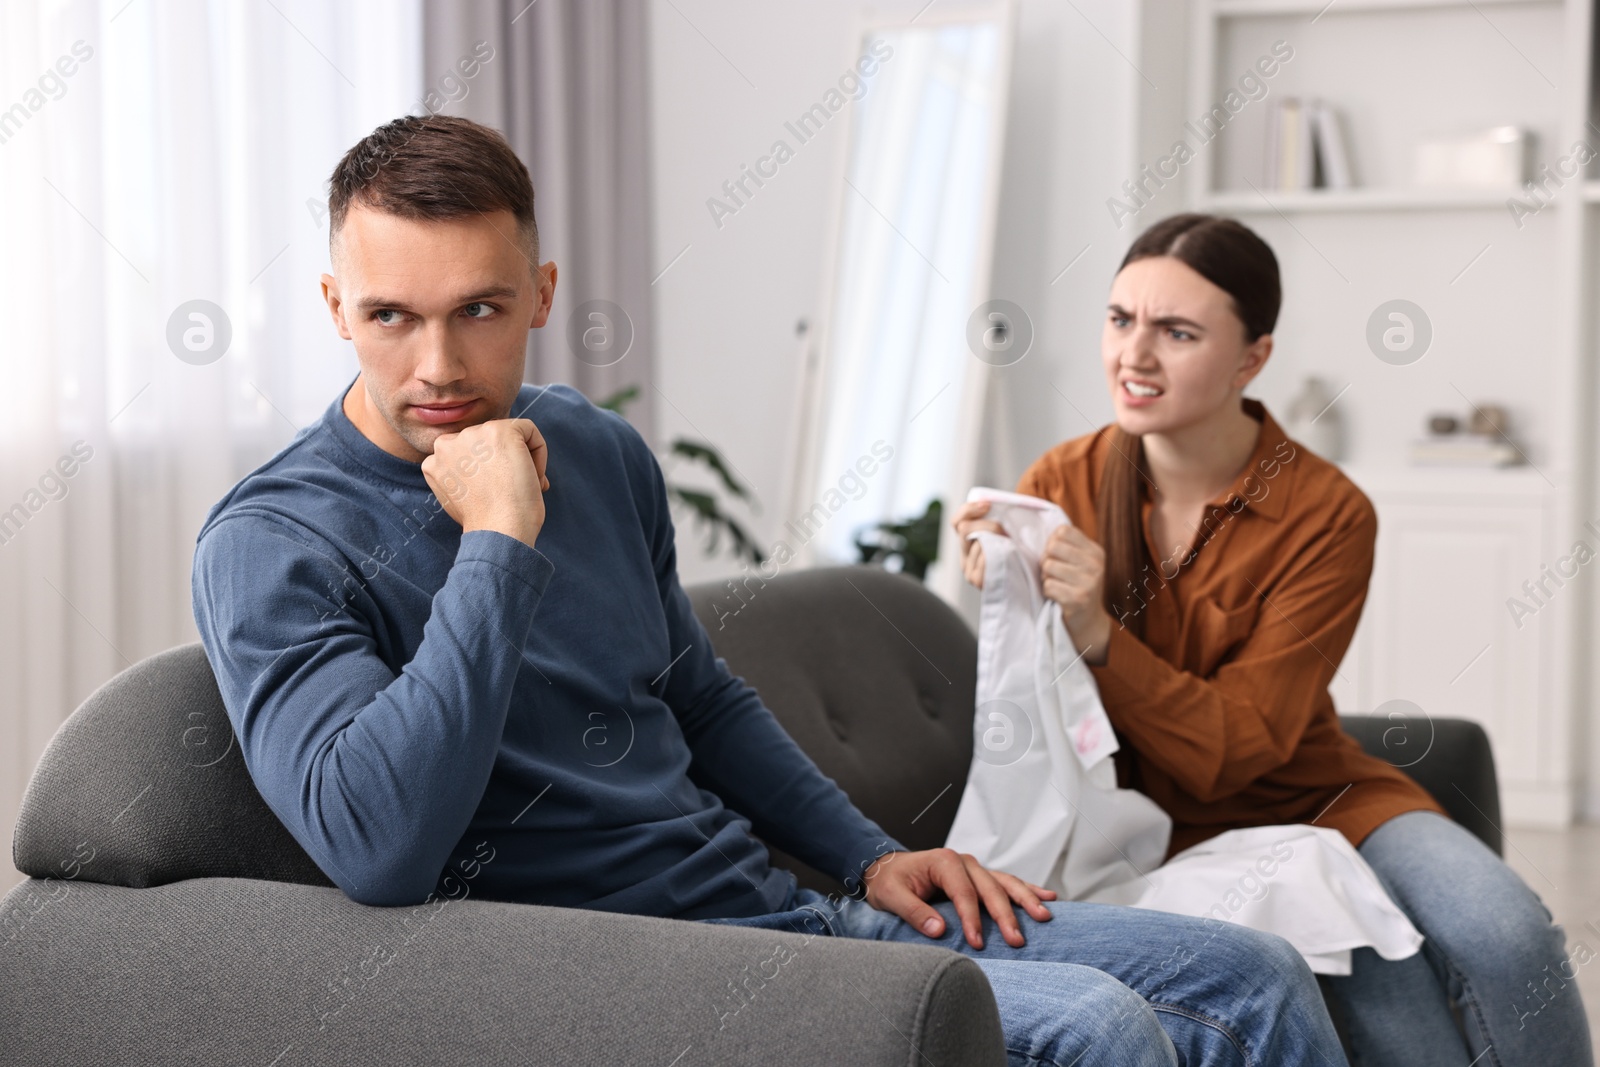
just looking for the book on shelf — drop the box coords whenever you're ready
[1311,102,1352,189]
[1264,97,1353,191]
[1265,97,1301,188]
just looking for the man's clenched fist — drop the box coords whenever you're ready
[421,418,550,549]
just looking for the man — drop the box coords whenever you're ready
[192,114,1348,1066]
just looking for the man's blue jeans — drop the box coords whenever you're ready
[701,882,1349,1066]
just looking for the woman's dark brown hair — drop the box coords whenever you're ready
[1099,213,1281,637]
[326,114,539,268]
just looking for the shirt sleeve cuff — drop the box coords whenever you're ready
[455,529,556,598]
[839,831,910,899]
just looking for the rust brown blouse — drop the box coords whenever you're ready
[1015,398,1444,857]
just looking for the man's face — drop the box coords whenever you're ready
[321,203,557,462]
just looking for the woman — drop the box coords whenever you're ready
[952,212,1591,1067]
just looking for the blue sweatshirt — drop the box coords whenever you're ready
[191,379,904,915]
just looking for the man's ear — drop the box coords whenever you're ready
[530,260,558,329]
[322,273,353,341]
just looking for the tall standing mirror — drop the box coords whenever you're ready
[786,1,1017,606]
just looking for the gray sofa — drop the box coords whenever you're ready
[2,564,1501,1065]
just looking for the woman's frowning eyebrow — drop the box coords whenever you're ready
[1107,303,1205,331]
[353,284,520,314]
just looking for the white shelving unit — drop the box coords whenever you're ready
[1213,0,1558,14]
[1203,187,1523,213]
[1181,0,1596,825]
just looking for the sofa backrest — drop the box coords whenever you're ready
[12,561,1499,893]
[12,643,331,890]
[685,566,979,893]
[12,565,974,894]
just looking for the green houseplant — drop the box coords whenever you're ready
[597,385,766,565]
[854,498,942,582]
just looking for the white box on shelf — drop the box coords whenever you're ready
[1407,436,1523,467]
[1412,126,1531,188]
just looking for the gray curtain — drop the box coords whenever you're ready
[423,0,656,443]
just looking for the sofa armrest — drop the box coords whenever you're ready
[0,876,1004,1067]
[1338,713,1503,856]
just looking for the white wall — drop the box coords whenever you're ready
[648,0,1149,590]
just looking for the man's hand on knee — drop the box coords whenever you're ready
[862,848,1056,950]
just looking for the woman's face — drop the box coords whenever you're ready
[1100,255,1271,437]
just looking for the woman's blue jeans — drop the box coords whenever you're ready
[1322,810,1593,1067]
[700,883,1348,1066]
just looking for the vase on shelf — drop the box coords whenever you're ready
[1282,376,1344,462]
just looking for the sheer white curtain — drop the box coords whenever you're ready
[0,0,423,890]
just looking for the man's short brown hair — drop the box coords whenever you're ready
[327,114,538,267]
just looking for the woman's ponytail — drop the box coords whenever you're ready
[1098,428,1152,638]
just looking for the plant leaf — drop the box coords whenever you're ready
[596,384,640,414]
[669,438,756,510]
[669,486,766,565]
